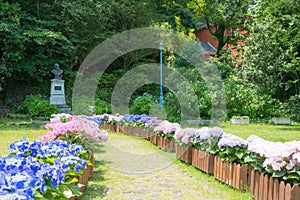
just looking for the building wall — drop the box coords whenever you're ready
[195,26,247,61]
[195,26,218,50]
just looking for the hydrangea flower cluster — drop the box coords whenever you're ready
[122,114,148,122]
[154,120,180,138]
[144,118,162,128]
[39,114,108,144]
[174,126,224,154]
[174,128,198,145]
[1,138,90,199]
[79,115,102,126]
[9,138,85,158]
[99,114,123,125]
[217,133,248,164]
[218,133,247,148]
[247,135,300,175]
[0,154,64,199]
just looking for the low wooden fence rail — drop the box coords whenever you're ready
[192,148,215,174]
[249,168,300,200]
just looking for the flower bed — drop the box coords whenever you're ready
[0,113,107,199]
[1,139,94,199]
[154,121,179,152]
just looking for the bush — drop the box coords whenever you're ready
[17,94,59,117]
[163,92,181,123]
[289,95,300,121]
[95,99,112,114]
[72,96,94,115]
[225,75,284,119]
[129,93,156,115]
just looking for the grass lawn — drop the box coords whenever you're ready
[0,118,47,156]
[222,122,300,142]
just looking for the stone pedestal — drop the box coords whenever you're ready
[272,118,290,125]
[231,117,250,124]
[50,79,66,105]
[50,79,71,113]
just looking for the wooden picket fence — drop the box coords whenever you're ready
[149,132,157,145]
[135,127,149,139]
[249,168,300,200]
[175,144,193,164]
[70,156,94,200]
[156,136,175,152]
[116,126,125,133]
[214,156,248,190]
[191,148,214,174]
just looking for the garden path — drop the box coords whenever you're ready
[80,132,253,200]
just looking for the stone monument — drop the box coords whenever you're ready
[50,63,71,113]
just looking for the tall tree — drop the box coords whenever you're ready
[188,0,250,55]
[239,0,300,99]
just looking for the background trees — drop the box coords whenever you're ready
[0,0,299,121]
[239,0,300,99]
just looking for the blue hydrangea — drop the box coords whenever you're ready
[2,139,89,199]
[9,139,85,158]
[79,115,102,126]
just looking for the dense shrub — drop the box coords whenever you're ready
[163,92,181,123]
[225,75,284,119]
[95,99,112,114]
[17,94,59,117]
[289,95,300,121]
[72,96,110,115]
[129,93,156,115]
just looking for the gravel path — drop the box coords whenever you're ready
[80,132,253,200]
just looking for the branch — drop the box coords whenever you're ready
[205,16,215,36]
[193,0,215,35]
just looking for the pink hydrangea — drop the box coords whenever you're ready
[154,120,180,134]
[39,114,108,143]
[248,135,300,172]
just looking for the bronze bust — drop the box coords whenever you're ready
[52,63,63,80]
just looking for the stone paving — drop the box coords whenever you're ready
[80,132,253,200]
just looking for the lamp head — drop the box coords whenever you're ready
[159,41,163,50]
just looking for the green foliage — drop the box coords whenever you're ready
[157,0,200,35]
[72,96,112,115]
[219,145,249,164]
[163,91,181,122]
[129,93,156,115]
[288,95,300,121]
[17,94,59,117]
[72,96,94,116]
[170,42,212,121]
[239,0,300,99]
[188,0,250,55]
[225,75,284,119]
[95,99,112,115]
[1,0,160,107]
